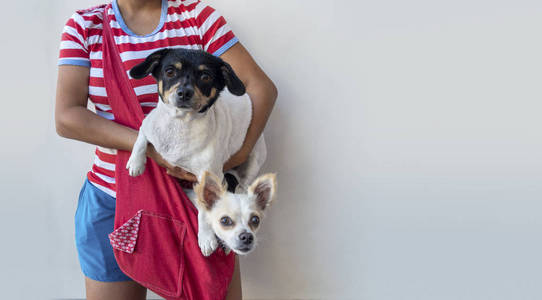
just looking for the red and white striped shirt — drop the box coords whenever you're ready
[59,0,238,197]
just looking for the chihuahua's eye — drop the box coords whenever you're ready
[165,68,175,78]
[250,215,260,226]
[200,73,212,83]
[220,216,234,226]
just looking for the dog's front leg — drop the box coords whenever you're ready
[126,131,148,177]
[198,210,218,256]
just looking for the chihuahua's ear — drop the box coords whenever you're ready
[130,48,170,79]
[194,171,226,210]
[248,173,277,210]
[221,62,246,96]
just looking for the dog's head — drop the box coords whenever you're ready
[130,48,246,113]
[194,171,277,255]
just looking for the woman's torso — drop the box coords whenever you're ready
[58,0,237,196]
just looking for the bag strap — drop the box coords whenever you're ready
[101,7,144,129]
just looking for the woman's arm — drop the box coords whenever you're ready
[220,43,278,171]
[55,65,196,181]
[55,65,139,150]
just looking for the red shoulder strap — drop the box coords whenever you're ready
[101,6,144,128]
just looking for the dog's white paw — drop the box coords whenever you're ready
[126,154,146,177]
[198,230,218,256]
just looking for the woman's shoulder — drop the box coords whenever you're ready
[73,3,107,19]
[75,3,107,15]
[69,3,108,30]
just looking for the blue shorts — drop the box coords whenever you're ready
[75,179,132,282]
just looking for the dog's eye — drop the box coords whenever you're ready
[165,68,176,78]
[250,216,260,226]
[200,73,212,83]
[220,216,234,226]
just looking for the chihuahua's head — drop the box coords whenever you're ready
[194,172,277,255]
[129,48,246,113]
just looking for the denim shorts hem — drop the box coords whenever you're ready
[82,268,133,282]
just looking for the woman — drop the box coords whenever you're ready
[55,0,277,299]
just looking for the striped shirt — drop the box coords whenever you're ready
[58,0,238,197]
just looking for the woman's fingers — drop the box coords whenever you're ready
[166,167,197,182]
[146,144,197,182]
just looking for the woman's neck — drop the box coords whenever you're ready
[115,0,163,36]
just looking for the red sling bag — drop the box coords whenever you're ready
[100,9,235,300]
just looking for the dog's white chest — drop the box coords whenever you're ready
[141,91,252,177]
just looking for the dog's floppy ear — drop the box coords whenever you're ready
[194,171,226,210]
[130,48,170,79]
[248,173,277,210]
[221,62,246,96]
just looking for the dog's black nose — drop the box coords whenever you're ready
[177,87,194,100]
[239,232,254,245]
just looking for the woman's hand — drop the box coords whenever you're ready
[146,144,197,182]
[223,149,249,172]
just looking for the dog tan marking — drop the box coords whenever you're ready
[209,87,217,99]
[198,64,209,71]
[193,87,217,110]
[158,80,164,101]
[174,62,183,69]
[193,87,216,109]
[162,82,180,105]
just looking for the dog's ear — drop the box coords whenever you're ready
[195,171,226,210]
[130,48,170,79]
[248,173,277,211]
[221,62,246,96]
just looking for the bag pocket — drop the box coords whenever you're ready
[109,210,186,297]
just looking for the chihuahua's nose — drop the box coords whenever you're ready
[177,87,194,100]
[239,232,254,245]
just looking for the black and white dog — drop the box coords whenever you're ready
[126,48,275,256]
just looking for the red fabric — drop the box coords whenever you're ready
[101,10,235,300]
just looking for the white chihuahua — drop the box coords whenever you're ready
[192,171,276,255]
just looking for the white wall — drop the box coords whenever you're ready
[1,0,541,299]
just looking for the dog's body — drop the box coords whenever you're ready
[125,48,271,256]
[130,89,266,189]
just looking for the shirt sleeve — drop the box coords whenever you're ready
[194,2,239,56]
[58,12,91,67]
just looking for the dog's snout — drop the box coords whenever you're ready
[239,232,254,245]
[177,87,194,100]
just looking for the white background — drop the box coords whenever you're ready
[1,0,541,299]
